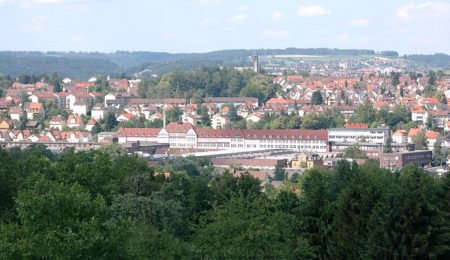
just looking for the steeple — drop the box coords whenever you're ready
[252,52,259,73]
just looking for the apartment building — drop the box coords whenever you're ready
[328,124,391,145]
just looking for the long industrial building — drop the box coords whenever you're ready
[116,122,329,153]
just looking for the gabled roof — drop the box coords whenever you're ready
[425,131,440,140]
[408,128,422,137]
[393,130,407,137]
[165,122,195,133]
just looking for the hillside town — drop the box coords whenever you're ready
[1,62,449,175]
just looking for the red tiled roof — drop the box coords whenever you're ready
[117,127,160,137]
[165,122,195,133]
[345,123,369,129]
[266,98,296,105]
[234,170,268,182]
[408,128,422,137]
[425,131,440,140]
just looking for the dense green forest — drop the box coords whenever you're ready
[1,145,450,259]
[0,48,404,79]
[404,53,450,69]
[138,67,280,103]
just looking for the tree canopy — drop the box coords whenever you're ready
[1,146,449,259]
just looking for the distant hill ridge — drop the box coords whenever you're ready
[0,48,448,79]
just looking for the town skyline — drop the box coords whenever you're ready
[0,0,450,54]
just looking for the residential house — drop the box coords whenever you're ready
[91,103,106,120]
[29,92,57,104]
[49,115,66,131]
[201,97,259,108]
[392,130,408,144]
[8,106,22,121]
[411,105,428,124]
[407,128,422,143]
[67,114,83,129]
[0,119,13,130]
[211,114,230,129]
[0,131,12,141]
[246,113,263,123]
[148,112,164,122]
[426,131,441,150]
[72,101,88,116]
[85,119,97,132]
[117,113,135,122]
[25,102,44,120]
[291,152,323,169]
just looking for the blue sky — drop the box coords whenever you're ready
[0,0,449,54]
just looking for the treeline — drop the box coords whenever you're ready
[0,48,388,79]
[0,54,120,79]
[1,145,450,259]
[138,67,280,103]
[404,53,450,68]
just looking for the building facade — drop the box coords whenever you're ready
[328,126,391,145]
[379,150,432,170]
[117,123,328,152]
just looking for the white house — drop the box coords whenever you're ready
[392,130,407,144]
[211,114,230,129]
[117,113,135,122]
[181,113,198,126]
[49,115,66,131]
[72,102,88,116]
[9,107,22,121]
[246,113,263,123]
[91,104,106,120]
[411,106,428,124]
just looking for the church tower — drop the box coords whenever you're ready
[252,53,259,73]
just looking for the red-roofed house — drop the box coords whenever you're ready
[211,114,230,129]
[67,114,83,129]
[426,131,441,150]
[49,115,66,131]
[411,105,428,124]
[408,128,422,143]
[392,130,408,144]
[25,102,44,120]
[9,106,22,121]
[117,113,135,122]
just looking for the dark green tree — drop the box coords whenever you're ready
[428,70,437,85]
[103,111,118,131]
[311,90,324,105]
[273,165,287,181]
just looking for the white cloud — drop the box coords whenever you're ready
[397,2,450,21]
[71,4,94,12]
[163,32,180,39]
[297,5,330,17]
[235,5,250,12]
[348,19,369,27]
[338,33,350,42]
[197,0,221,5]
[71,35,85,44]
[271,11,285,22]
[199,18,219,27]
[0,0,8,5]
[22,16,48,33]
[229,13,248,24]
[31,0,63,4]
[261,29,289,39]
